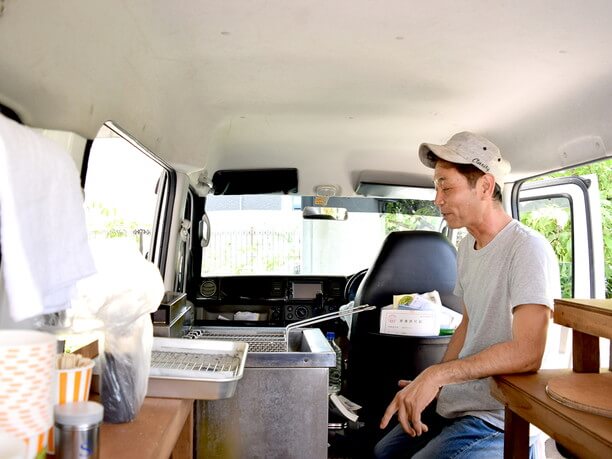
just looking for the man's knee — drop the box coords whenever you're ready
[372,440,387,459]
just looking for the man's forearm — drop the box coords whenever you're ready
[428,339,540,388]
[428,303,550,387]
[440,316,467,363]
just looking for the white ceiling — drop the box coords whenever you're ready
[1,0,611,194]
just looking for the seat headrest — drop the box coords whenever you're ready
[352,231,461,335]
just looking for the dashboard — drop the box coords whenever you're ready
[191,275,349,326]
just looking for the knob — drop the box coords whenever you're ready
[295,305,309,319]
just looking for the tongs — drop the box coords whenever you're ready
[283,304,375,349]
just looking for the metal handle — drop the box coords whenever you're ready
[284,304,375,335]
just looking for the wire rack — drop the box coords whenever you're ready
[184,305,376,352]
[151,350,241,376]
[184,329,287,352]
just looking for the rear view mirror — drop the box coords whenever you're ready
[302,206,348,221]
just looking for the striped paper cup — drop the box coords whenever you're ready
[0,431,27,458]
[47,354,95,454]
[24,429,49,459]
[0,330,56,458]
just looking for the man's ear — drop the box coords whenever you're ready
[480,174,495,198]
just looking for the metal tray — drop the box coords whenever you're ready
[152,292,187,325]
[147,337,248,400]
[153,304,192,337]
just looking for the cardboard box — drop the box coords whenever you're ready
[379,305,438,336]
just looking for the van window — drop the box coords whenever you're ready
[201,194,443,276]
[519,196,573,298]
[518,158,610,299]
[517,158,611,369]
[83,124,165,258]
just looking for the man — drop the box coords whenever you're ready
[374,131,560,458]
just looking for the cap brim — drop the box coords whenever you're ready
[418,143,471,169]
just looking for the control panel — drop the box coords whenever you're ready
[192,275,347,326]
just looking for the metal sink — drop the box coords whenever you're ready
[193,326,336,457]
[183,326,336,368]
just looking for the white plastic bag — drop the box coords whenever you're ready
[71,240,164,423]
[101,315,154,423]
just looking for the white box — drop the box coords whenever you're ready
[379,305,438,336]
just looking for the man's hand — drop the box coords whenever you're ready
[379,369,440,437]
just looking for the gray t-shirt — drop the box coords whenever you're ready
[436,219,560,429]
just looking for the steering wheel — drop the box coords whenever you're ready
[344,268,369,302]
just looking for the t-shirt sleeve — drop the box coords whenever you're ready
[509,234,561,310]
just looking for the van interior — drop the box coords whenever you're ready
[0,1,610,458]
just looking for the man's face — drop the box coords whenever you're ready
[433,162,482,229]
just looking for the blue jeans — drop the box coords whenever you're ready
[374,409,537,459]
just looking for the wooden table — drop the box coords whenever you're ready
[491,370,612,458]
[553,298,612,371]
[99,397,194,459]
[491,298,612,459]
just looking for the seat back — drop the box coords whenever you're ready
[346,230,461,425]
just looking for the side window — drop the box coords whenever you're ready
[517,159,610,299]
[83,123,168,264]
[519,196,573,298]
[516,158,610,369]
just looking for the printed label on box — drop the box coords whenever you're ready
[380,307,438,336]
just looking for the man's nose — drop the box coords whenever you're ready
[434,190,444,207]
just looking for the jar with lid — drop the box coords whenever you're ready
[54,401,104,459]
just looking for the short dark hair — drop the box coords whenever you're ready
[427,152,502,202]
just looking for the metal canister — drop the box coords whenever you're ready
[54,401,104,459]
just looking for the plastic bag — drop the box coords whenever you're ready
[71,239,164,423]
[101,315,153,423]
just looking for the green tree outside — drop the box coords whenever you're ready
[520,159,611,298]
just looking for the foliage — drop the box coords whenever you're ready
[84,201,151,254]
[524,159,611,298]
[383,200,441,233]
[520,207,573,298]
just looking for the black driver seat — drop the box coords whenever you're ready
[345,230,462,441]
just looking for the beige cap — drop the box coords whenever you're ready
[418,131,511,188]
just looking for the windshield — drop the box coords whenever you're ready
[200,194,443,276]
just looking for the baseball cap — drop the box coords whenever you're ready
[418,131,511,188]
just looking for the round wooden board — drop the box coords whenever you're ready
[546,372,612,418]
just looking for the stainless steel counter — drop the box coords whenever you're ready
[193,327,335,458]
[185,326,336,367]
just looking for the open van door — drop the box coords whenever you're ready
[82,122,176,286]
[513,170,608,369]
[514,175,605,299]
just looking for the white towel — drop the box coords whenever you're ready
[0,115,96,321]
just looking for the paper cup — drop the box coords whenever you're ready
[0,330,56,458]
[23,430,48,459]
[47,354,95,454]
[0,431,27,459]
[55,355,95,405]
